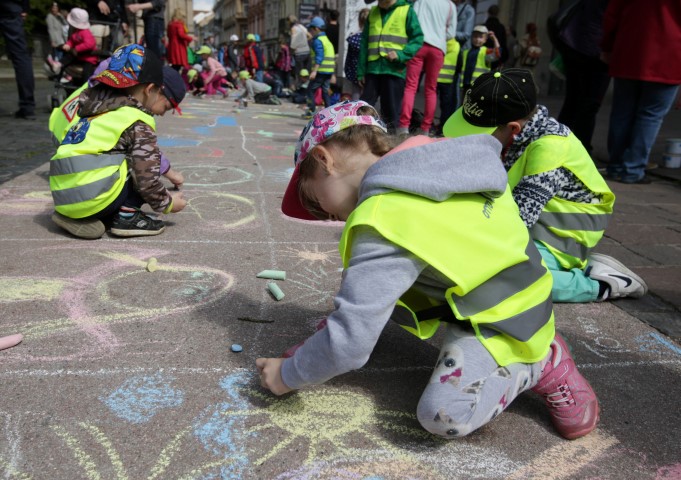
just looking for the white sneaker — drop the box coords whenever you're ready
[586,253,648,299]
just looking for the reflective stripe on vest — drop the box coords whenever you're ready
[367,5,410,62]
[507,133,615,269]
[438,38,461,84]
[50,106,155,219]
[316,34,336,73]
[460,48,488,87]
[339,180,554,366]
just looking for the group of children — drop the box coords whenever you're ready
[49,41,647,443]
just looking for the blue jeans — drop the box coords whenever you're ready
[143,16,164,59]
[255,69,264,83]
[607,78,680,182]
[306,72,332,113]
[437,82,457,129]
[0,13,35,115]
[535,241,599,303]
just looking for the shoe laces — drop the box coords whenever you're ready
[544,382,575,408]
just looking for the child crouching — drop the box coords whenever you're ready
[257,101,600,440]
[50,44,187,239]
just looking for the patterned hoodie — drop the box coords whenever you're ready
[77,85,172,213]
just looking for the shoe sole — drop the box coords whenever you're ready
[52,213,105,239]
[110,226,166,237]
[588,253,648,297]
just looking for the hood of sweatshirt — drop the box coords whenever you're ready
[77,84,153,118]
[358,135,508,204]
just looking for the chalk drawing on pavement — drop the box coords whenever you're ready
[0,190,52,215]
[102,373,184,423]
[178,165,254,187]
[0,244,235,363]
[185,192,257,230]
[282,245,339,267]
[265,167,295,183]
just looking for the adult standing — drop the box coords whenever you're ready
[554,0,610,155]
[484,4,507,68]
[166,8,192,72]
[288,15,310,83]
[86,0,127,51]
[0,0,35,120]
[325,10,340,53]
[397,0,456,136]
[226,34,240,73]
[358,0,423,132]
[518,23,542,72]
[453,0,475,50]
[344,8,370,100]
[127,0,165,59]
[602,0,681,184]
[46,2,68,61]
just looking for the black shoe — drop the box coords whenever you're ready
[619,175,652,185]
[14,110,36,121]
[110,210,166,237]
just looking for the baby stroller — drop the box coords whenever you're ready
[46,19,124,108]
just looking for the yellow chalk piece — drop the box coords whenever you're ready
[146,257,159,272]
[267,282,285,301]
[256,270,286,280]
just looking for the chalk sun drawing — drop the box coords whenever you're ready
[51,421,237,479]
[0,244,235,363]
[186,192,257,230]
[282,244,338,267]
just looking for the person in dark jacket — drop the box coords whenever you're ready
[0,0,35,120]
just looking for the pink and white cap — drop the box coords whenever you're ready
[283,101,387,220]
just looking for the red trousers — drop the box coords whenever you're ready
[399,43,445,132]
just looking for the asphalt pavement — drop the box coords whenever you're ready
[0,74,679,479]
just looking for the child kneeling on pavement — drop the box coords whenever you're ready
[444,69,648,303]
[50,44,187,239]
[257,100,600,440]
[235,70,281,105]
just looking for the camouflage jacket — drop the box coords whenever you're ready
[77,85,172,213]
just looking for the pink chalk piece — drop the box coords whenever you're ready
[0,334,23,351]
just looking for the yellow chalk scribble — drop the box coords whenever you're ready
[0,278,65,303]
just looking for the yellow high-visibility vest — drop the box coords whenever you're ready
[507,134,615,269]
[50,107,156,219]
[49,82,88,145]
[460,48,489,86]
[367,5,410,62]
[437,38,461,84]
[339,187,554,366]
[311,34,336,74]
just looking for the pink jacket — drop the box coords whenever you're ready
[204,56,226,83]
[601,0,681,84]
[65,28,98,65]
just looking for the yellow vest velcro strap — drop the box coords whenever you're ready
[52,171,121,206]
[479,294,553,342]
[50,153,126,176]
[368,34,408,45]
[538,211,611,232]
[532,223,591,259]
[449,240,546,318]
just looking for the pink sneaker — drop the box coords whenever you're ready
[281,318,328,358]
[531,333,600,439]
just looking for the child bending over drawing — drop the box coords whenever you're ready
[50,44,187,239]
[255,101,600,440]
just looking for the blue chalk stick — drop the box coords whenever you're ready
[231,344,243,352]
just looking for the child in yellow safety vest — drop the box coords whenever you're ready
[49,44,187,239]
[444,69,648,303]
[303,16,336,118]
[256,100,600,441]
[459,25,499,91]
[435,37,461,136]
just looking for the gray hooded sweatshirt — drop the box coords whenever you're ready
[281,135,507,389]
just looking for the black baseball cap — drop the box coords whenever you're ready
[161,66,186,115]
[443,68,537,138]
